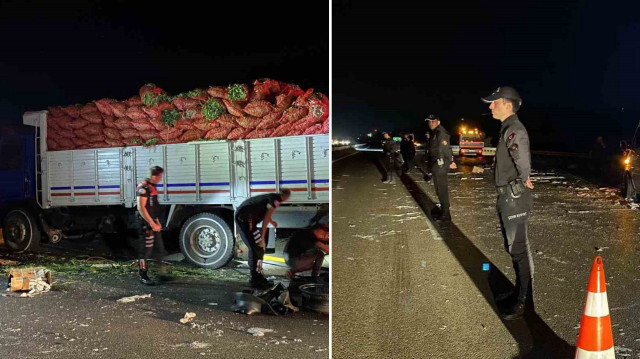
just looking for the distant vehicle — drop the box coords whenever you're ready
[622,122,640,201]
[458,127,485,156]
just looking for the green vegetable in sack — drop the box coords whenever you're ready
[227,84,247,101]
[162,109,179,127]
[202,98,226,122]
[144,138,158,147]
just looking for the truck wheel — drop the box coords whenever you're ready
[179,213,234,269]
[2,209,41,252]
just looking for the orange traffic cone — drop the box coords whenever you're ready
[575,256,614,358]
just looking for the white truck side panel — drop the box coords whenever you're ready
[41,133,329,209]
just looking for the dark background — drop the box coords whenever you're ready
[0,0,328,134]
[333,0,640,152]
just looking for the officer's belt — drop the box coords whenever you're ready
[496,185,510,195]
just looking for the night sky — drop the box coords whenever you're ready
[0,1,328,133]
[334,0,640,151]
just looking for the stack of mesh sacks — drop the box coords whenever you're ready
[45,79,329,151]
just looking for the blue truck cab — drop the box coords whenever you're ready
[0,133,40,251]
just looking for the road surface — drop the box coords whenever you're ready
[0,234,328,359]
[333,150,639,359]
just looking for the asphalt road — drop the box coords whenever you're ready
[333,151,640,359]
[0,239,328,358]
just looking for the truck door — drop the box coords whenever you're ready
[0,136,27,206]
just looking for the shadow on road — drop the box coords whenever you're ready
[398,165,575,359]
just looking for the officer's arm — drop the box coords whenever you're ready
[315,241,329,254]
[506,127,532,181]
[442,133,453,161]
[261,208,276,242]
[433,131,443,159]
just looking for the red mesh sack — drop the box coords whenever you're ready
[222,99,246,117]
[120,129,139,139]
[217,114,238,128]
[303,124,322,135]
[207,86,227,98]
[280,83,305,97]
[236,115,261,129]
[83,124,104,136]
[131,119,155,131]
[46,137,60,151]
[281,106,308,123]
[105,138,125,147]
[68,118,89,130]
[243,100,273,118]
[204,127,232,140]
[48,106,65,117]
[193,118,220,132]
[263,110,284,122]
[245,129,272,139]
[227,127,249,140]
[57,129,75,138]
[125,106,148,121]
[257,118,279,130]
[139,130,159,141]
[62,105,81,118]
[149,118,168,132]
[80,103,98,115]
[179,130,203,142]
[104,128,122,140]
[72,137,89,147]
[81,111,103,124]
[56,137,74,149]
[275,94,294,109]
[95,99,114,116]
[126,96,143,107]
[270,123,292,138]
[159,128,183,141]
[114,119,133,130]
[103,115,117,128]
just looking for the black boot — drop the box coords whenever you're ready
[138,269,155,286]
[250,273,272,290]
[500,281,533,320]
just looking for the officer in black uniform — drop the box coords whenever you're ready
[426,115,457,222]
[136,166,171,285]
[382,132,399,184]
[481,86,534,320]
[235,189,291,289]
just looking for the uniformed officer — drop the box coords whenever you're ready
[481,86,534,320]
[136,166,171,285]
[426,115,457,222]
[235,189,291,289]
[382,132,399,184]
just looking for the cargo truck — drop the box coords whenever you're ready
[0,111,329,269]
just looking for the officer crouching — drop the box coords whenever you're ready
[482,87,534,320]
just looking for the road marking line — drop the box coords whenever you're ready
[332,150,362,163]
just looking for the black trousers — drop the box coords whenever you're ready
[402,154,415,172]
[385,154,397,181]
[497,189,534,302]
[138,219,167,270]
[235,216,264,278]
[432,168,450,216]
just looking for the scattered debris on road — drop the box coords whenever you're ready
[5,267,52,297]
[179,312,197,324]
[472,166,484,174]
[116,294,151,303]
[248,327,274,336]
[0,259,18,266]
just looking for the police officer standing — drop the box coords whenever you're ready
[426,115,457,222]
[481,86,534,320]
[382,132,399,184]
[136,166,171,285]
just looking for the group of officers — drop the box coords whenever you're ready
[134,168,329,290]
[382,86,535,320]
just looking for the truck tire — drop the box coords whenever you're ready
[179,212,234,269]
[2,209,41,252]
